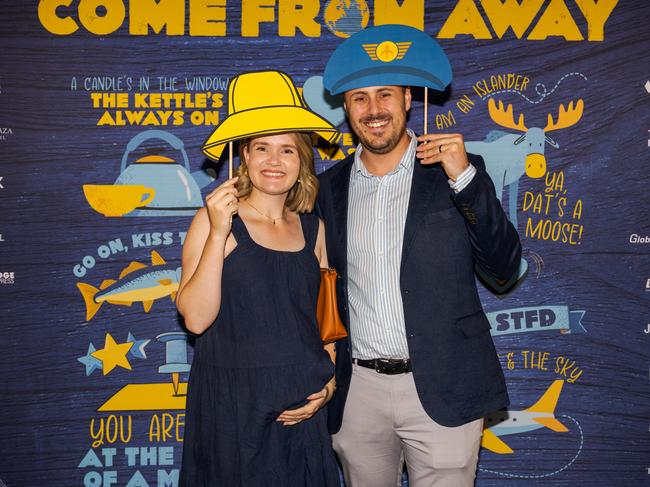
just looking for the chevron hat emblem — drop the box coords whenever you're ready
[362,41,412,63]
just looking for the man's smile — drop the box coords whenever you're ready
[362,116,391,130]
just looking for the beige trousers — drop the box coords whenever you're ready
[332,364,483,487]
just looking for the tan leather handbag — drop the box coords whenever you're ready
[317,268,348,344]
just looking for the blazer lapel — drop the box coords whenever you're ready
[330,159,353,277]
[401,159,446,269]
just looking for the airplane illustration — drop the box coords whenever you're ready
[77,251,181,321]
[380,44,394,58]
[481,380,569,454]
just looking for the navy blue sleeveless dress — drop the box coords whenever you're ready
[180,213,340,486]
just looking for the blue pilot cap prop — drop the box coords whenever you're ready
[323,24,453,95]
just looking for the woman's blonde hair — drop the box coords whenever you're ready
[235,132,319,213]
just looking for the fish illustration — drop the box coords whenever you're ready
[77,251,182,321]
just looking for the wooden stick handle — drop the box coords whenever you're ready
[424,88,428,134]
[228,141,233,179]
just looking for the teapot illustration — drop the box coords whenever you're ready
[83,130,216,217]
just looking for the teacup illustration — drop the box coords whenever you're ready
[83,184,156,217]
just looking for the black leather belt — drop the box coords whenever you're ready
[354,358,412,375]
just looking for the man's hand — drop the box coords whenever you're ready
[276,380,336,426]
[416,133,469,181]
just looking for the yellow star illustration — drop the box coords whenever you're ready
[91,333,134,375]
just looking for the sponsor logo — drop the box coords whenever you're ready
[630,234,650,244]
[646,279,650,291]
[0,271,14,284]
[644,324,650,334]
[0,127,12,141]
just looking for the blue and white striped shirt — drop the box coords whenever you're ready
[347,130,475,359]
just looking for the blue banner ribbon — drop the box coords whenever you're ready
[486,306,587,336]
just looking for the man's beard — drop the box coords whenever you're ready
[353,114,407,155]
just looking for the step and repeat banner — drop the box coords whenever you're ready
[1,1,648,486]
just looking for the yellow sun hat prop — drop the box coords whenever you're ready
[202,70,340,163]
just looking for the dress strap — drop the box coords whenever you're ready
[300,213,320,251]
[230,215,252,245]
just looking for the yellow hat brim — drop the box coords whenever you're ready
[202,105,340,160]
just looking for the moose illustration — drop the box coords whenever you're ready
[465,98,584,228]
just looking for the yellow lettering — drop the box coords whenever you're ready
[438,0,492,39]
[528,0,583,41]
[173,110,185,125]
[156,110,173,125]
[574,0,618,41]
[38,0,79,35]
[518,75,529,91]
[278,0,320,36]
[105,415,118,443]
[143,111,163,125]
[572,199,582,219]
[522,191,535,212]
[134,93,149,108]
[480,0,544,38]
[161,413,174,441]
[374,0,424,30]
[89,418,105,448]
[211,93,224,108]
[125,111,145,124]
[202,110,219,125]
[526,217,542,239]
[78,0,125,35]
[435,110,456,129]
[317,146,346,161]
[190,0,227,36]
[242,0,275,36]
[148,93,162,107]
[97,110,116,125]
[119,415,132,443]
[456,94,475,114]
[176,413,185,442]
[130,0,184,35]
[149,414,161,442]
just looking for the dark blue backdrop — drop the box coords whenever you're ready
[1,1,648,485]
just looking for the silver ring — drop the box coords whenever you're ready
[439,144,444,153]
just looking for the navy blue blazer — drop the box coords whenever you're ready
[316,152,522,432]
